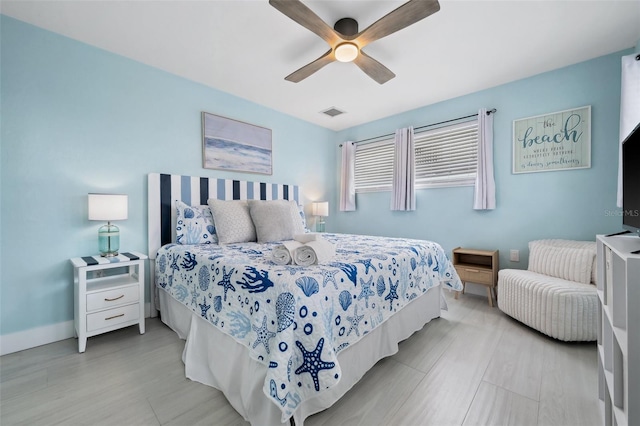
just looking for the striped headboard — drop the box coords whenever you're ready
[147,173,300,260]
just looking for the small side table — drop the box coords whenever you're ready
[70,252,147,353]
[452,247,499,307]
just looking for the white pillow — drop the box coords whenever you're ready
[532,239,597,284]
[248,200,306,243]
[207,199,256,244]
[175,200,217,245]
[528,242,593,284]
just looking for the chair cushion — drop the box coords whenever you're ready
[531,239,597,284]
[528,241,594,284]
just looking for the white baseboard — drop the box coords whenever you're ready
[0,320,75,356]
[0,302,153,356]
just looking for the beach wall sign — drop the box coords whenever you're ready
[512,105,591,174]
[202,112,272,175]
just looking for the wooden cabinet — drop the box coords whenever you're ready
[596,234,640,426]
[71,252,147,353]
[452,247,499,307]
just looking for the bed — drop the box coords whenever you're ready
[148,173,463,425]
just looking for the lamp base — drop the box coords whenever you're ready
[316,218,326,233]
[98,223,120,257]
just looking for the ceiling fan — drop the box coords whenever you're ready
[269,0,440,84]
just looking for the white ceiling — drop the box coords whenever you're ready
[2,0,639,131]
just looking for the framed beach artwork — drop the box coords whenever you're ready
[202,112,272,175]
[513,105,591,174]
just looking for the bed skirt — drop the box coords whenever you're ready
[159,284,444,425]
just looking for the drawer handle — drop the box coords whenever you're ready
[467,268,479,273]
[104,295,125,302]
[105,313,125,321]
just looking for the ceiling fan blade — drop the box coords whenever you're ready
[269,0,341,46]
[355,0,440,47]
[353,51,395,84]
[285,49,336,83]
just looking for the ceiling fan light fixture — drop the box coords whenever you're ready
[334,43,358,63]
[270,0,441,83]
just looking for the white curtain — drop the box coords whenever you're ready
[340,141,356,211]
[391,127,415,211]
[473,108,496,210]
[617,54,640,207]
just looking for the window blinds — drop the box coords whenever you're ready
[353,120,478,192]
[354,139,394,192]
[414,120,478,188]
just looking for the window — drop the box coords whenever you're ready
[415,120,478,188]
[354,139,394,192]
[353,120,478,192]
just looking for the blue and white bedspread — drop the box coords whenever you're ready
[155,233,462,421]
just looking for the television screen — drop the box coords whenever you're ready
[623,122,640,234]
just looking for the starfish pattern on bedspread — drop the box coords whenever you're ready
[155,233,463,421]
[357,276,375,308]
[217,266,236,301]
[385,278,400,310]
[346,305,364,337]
[314,268,340,289]
[252,315,276,354]
[295,338,335,391]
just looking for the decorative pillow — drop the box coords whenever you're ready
[532,239,597,284]
[249,199,306,243]
[175,200,217,245]
[207,199,256,244]
[528,242,593,284]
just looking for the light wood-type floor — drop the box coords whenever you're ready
[1,291,600,426]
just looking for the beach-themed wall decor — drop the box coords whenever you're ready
[513,106,591,174]
[202,112,272,175]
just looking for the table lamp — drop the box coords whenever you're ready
[88,193,128,257]
[312,201,329,232]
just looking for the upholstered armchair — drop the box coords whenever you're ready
[497,239,597,341]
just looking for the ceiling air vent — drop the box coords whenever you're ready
[321,107,345,118]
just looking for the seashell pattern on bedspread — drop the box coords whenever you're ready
[155,233,462,421]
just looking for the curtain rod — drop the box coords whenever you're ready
[340,108,497,147]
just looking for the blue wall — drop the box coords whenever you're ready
[332,50,631,270]
[0,16,335,336]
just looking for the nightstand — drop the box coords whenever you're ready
[70,252,147,352]
[452,247,499,307]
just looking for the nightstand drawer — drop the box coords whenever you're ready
[458,267,493,285]
[86,303,140,332]
[87,285,139,312]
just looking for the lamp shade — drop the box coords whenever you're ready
[88,194,128,221]
[312,201,329,217]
